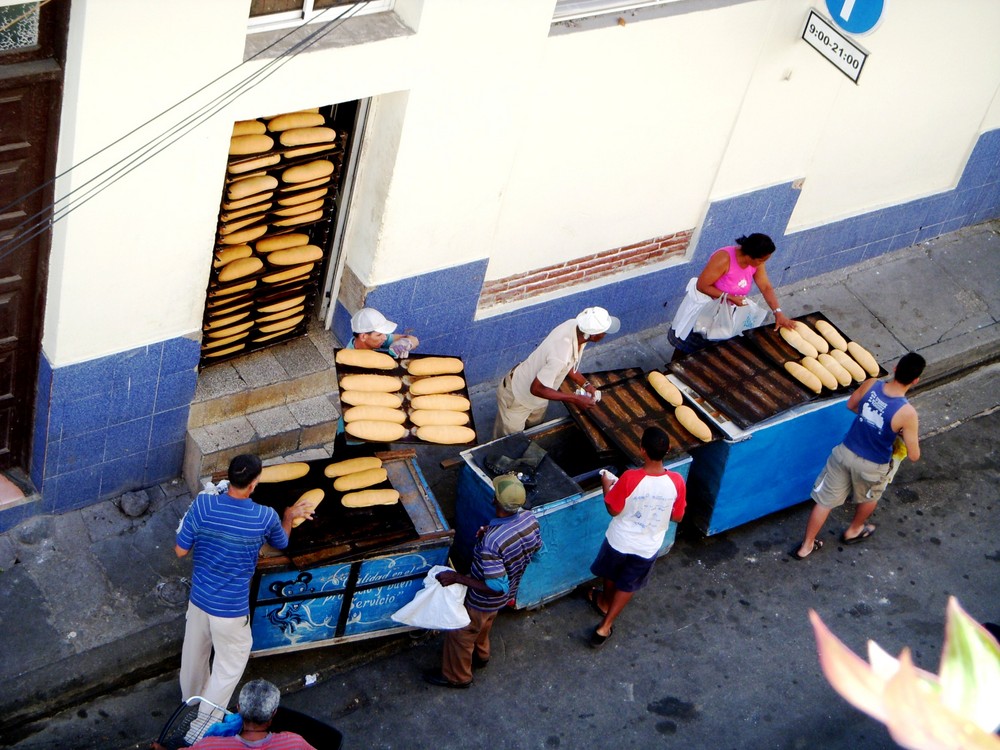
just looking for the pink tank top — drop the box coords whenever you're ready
[713,245,757,296]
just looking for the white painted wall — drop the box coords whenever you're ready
[45,0,1000,365]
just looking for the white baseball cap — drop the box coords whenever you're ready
[576,307,620,336]
[351,307,397,335]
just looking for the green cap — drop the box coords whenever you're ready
[492,473,526,512]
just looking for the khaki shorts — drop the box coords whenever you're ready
[811,443,892,509]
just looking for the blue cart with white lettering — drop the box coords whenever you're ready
[248,449,453,656]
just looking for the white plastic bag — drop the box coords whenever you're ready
[671,278,712,339]
[390,565,470,630]
[695,295,767,340]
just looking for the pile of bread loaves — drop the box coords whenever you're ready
[202,110,343,362]
[780,320,879,394]
[335,351,476,445]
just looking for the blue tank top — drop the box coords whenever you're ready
[843,381,908,464]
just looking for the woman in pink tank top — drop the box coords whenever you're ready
[669,233,794,356]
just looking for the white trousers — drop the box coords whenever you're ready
[493,370,548,439]
[179,601,253,710]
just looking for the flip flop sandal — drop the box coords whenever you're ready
[790,539,824,560]
[587,588,608,617]
[841,525,876,545]
[590,625,613,649]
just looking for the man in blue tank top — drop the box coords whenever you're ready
[793,352,925,559]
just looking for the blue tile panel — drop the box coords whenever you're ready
[27,336,199,515]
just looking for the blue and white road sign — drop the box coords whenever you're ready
[824,0,886,35]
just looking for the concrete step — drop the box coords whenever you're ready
[183,321,342,493]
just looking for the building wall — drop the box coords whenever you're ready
[21,0,1000,519]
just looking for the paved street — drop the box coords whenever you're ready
[7,363,997,750]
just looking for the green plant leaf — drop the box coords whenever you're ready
[938,597,1000,733]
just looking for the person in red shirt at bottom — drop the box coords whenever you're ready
[587,426,686,648]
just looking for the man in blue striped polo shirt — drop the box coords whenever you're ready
[424,474,542,688]
[175,454,314,710]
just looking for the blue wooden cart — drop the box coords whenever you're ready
[455,418,692,609]
[248,450,453,656]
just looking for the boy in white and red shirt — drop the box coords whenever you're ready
[587,426,685,647]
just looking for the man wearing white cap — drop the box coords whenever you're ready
[334,307,420,453]
[493,307,620,439]
[348,307,419,358]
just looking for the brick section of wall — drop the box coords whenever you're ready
[478,230,692,309]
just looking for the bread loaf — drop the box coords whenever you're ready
[207,300,252,317]
[279,127,336,147]
[340,390,404,409]
[800,356,838,391]
[232,119,266,136]
[333,467,388,492]
[343,405,407,424]
[408,375,466,396]
[647,371,683,407]
[204,343,245,358]
[228,154,280,175]
[218,224,267,246]
[253,330,295,344]
[335,348,398,370]
[258,462,310,482]
[785,361,822,394]
[256,233,310,253]
[272,199,325,217]
[268,112,325,132]
[258,295,306,314]
[279,175,330,192]
[209,280,257,297]
[256,305,304,324]
[267,244,323,266]
[405,357,464,376]
[273,209,324,227]
[675,405,712,441]
[291,488,325,527]
[324,456,383,478]
[206,311,250,330]
[340,373,402,393]
[794,321,830,354]
[780,327,819,359]
[223,192,274,211]
[202,332,249,349]
[847,341,880,377]
[277,188,328,207]
[206,320,254,339]
[817,352,852,387]
[219,214,266,235]
[815,320,848,352]
[217,257,263,282]
[415,425,476,444]
[282,160,334,184]
[229,134,274,155]
[262,263,314,283]
[282,143,336,160]
[830,348,866,382]
[258,314,304,333]
[227,175,278,200]
[346,420,408,442]
[213,245,253,268]
[221,203,273,223]
[341,489,400,508]
[409,394,471,412]
[410,409,470,427]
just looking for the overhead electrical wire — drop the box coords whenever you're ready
[0,1,364,263]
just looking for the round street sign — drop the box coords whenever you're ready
[824,0,886,35]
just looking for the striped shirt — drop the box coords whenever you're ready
[176,493,288,618]
[467,510,542,612]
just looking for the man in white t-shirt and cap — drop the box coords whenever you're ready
[493,306,621,438]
